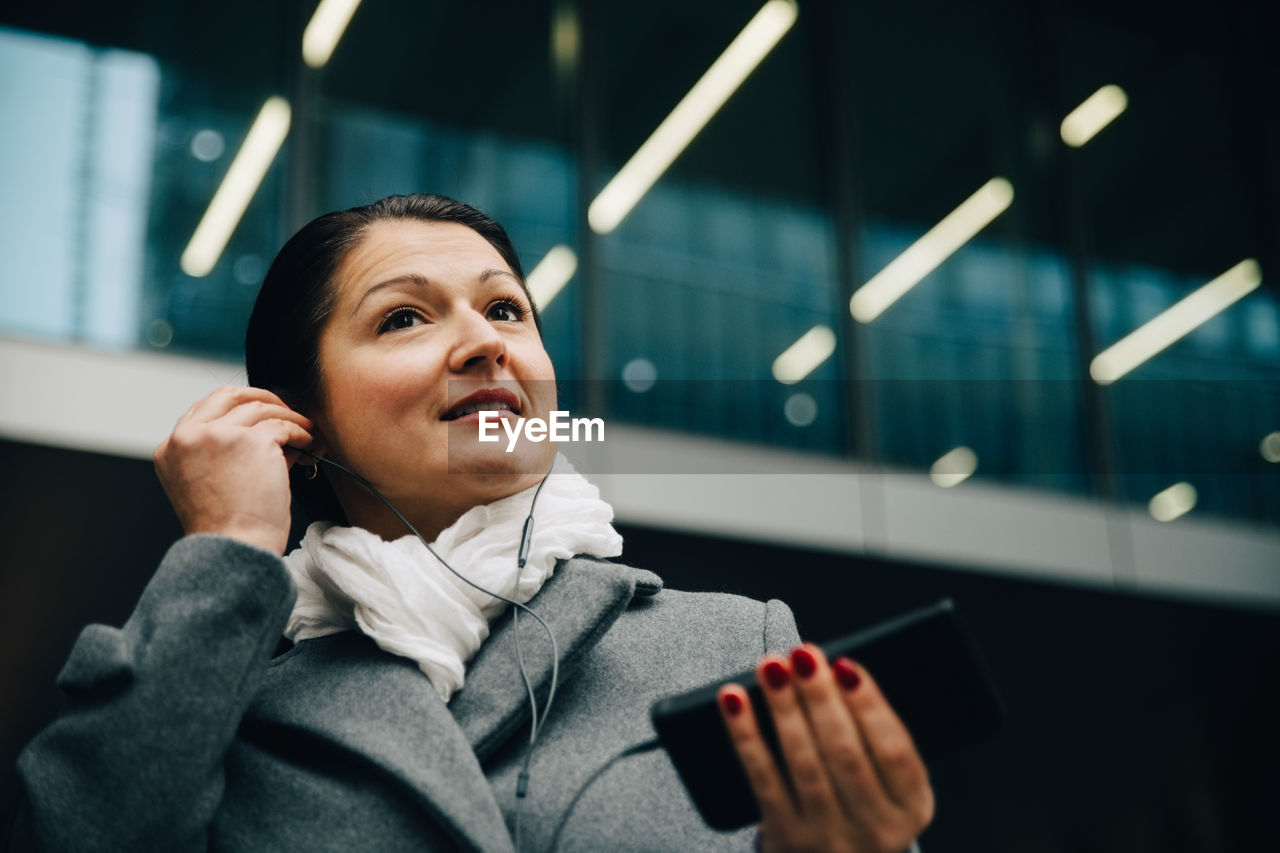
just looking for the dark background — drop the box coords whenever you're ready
[3,437,1276,851]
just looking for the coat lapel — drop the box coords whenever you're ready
[248,555,662,850]
[251,632,515,852]
[449,555,663,762]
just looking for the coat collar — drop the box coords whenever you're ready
[252,555,661,851]
[450,555,662,762]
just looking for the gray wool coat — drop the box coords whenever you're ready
[8,534,800,851]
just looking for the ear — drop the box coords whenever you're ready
[288,396,330,460]
[305,418,331,460]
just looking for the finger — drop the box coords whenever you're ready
[717,684,799,827]
[252,419,314,456]
[755,655,842,823]
[184,385,292,424]
[833,658,932,817]
[790,644,899,822]
[216,399,313,431]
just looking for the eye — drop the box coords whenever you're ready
[488,297,529,323]
[378,306,425,333]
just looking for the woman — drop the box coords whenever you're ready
[8,195,933,851]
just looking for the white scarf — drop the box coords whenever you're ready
[281,453,623,702]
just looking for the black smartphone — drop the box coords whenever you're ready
[650,599,1004,831]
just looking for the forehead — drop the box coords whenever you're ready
[333,219,511,301]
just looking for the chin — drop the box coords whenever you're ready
[445,441,554,481]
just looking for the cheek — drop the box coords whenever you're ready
[521,340,556,381]
[324,353,441,434]
[526,354,558,410]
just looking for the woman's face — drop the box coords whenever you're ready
[312,218,557,538]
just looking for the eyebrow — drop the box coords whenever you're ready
[350,267,521,316]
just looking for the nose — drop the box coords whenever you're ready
[446,305,508,374]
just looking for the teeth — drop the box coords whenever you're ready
[449,401,513,419]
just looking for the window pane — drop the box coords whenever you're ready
[590,0,844,454]
[844,2,1090,494]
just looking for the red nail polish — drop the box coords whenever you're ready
[833,658,861,691]
[721,691,744,717]
[762,660,791,690]
[790,646,817,679]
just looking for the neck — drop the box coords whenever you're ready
[333,471,545,543]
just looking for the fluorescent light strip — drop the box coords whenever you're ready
[1090,258,1263,385]
[526,244,578,310]
[850,177,1014,324]
[180,97,291,278]
[930,446,978,488]
[302,0,364,69]
[1060,84,1129,148]
[587,0,798,234]
[1149,481,1197,522]
[772,325,836,384]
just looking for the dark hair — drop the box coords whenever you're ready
[247,193,538,408]
[244,193,540,522]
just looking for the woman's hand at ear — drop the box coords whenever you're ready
[718,644,934,853]
[153,386,313,556]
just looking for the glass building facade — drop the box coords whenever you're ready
[1,0,1277,527]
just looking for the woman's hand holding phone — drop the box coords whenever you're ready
[718,644,934,853]
[153,386,313,555]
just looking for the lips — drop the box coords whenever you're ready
[441,388,522,421]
